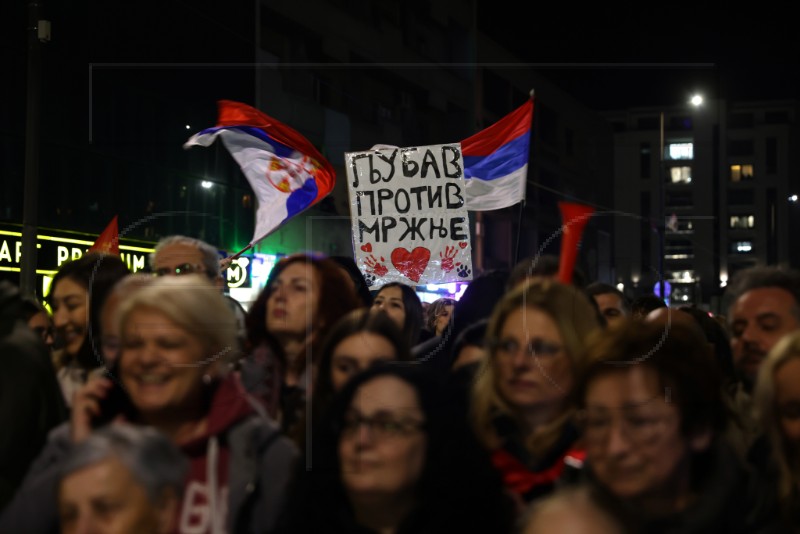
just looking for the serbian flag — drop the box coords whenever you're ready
[461,97,533,211]
[88,215,120,255]
[184,100,336,244]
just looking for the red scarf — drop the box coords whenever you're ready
[491,447,586,496]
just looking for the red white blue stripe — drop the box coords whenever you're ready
[461,98,533,211]
[184,100,335,244]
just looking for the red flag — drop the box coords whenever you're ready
[557,202,594,284]
[88,215,120,255]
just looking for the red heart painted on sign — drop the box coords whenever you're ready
[360,243,372,253]
[458,241,467,249]
[390,247,431,283]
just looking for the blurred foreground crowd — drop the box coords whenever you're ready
[1,235,799,534]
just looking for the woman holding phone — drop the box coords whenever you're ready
[0,275,299,534]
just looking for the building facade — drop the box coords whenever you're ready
[607,99,799,311]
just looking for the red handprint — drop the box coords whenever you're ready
[364,254,388,277]
[439,245,461,273]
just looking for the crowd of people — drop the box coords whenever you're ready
[1,235,799,534]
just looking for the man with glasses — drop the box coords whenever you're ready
[150,235,247,350]
[18,294,56,353]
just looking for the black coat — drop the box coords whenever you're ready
[564,439,778,534]
[0,282,67,510]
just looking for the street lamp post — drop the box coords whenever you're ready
[657,95,705,306]
[658,111,665,303]
[21,1,47,297]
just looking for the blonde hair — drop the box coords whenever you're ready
[471,278,600,456]
[115,274,239,371]
[754,330,800,511]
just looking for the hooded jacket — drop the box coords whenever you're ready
[0,375,298,534]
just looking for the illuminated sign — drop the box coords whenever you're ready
[0,224,155,287]
[224,256,252,289]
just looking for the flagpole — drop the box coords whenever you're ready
[219,243,253,271]
[20,1,46,297]
[513,198,525,266]
[512,89,534,267]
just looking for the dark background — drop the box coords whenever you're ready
[477,1,799,109]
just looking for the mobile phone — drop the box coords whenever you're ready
[92,364,134,428]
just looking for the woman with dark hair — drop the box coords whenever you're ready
[245,252,361,436]
[311,308,412,426]
[277,363,516,533]
[47,252,130,406]
[569,319,774,533]
[676,305,737,386]
[370,282,424,346]
[645,305,752,462]
[0,281,67,511]
[424,297,456,338]
[330,255,373,308]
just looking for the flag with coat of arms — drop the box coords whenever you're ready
[184,100,336,245]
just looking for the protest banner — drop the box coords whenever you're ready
[345,144,474,289]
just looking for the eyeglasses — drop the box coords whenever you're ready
[153,263,207,277]
[575,406,676,447]
[490,338,563,360]
[340,411,426,440]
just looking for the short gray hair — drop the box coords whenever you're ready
[116,274,239,367]
[150,235,221,278]
[59,424,188,503]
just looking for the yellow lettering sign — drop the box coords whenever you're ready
[0,240,11,262]
[57,246,70,265]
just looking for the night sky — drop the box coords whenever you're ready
[476,2,800,109]
[4,2,798,125]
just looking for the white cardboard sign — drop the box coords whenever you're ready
[345,144,474,289]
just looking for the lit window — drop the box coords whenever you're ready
[730,241,753,253]
[666,142,693,160]
[665,239,693,260]
[669,270,696,282]
[671,286,693,303]
[729,215,755,229]
[730,164,754,182]
[665,216,693,234]
[668,166,692,183]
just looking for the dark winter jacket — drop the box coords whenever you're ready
[563,439,777,534]
[0,375,298,534]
